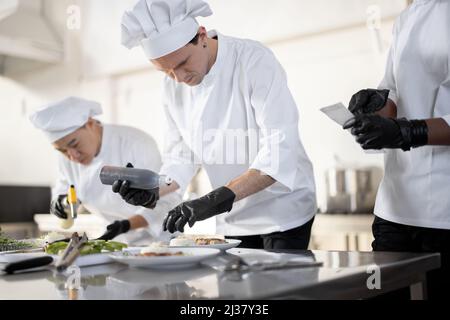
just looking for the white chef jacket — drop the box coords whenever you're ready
[376,0,450,229]
[159,30,317,236]
[53,124,181,243]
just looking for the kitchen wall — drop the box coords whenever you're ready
[0,0,406,214]
[271,23,391,210]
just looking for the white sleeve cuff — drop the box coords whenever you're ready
[160,163,198,195]
[387,90,398,106]
[250,159,296,192]
[442,115,450,126]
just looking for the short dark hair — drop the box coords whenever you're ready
[188,33,200,45]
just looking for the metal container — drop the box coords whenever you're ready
[325,168,351,213]
[325,167,382,214]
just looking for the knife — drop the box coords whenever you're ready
[2,256,54,275]
[1,232,89,275]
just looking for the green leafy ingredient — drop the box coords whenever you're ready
[0,228,34,251]
[45,240,127,255]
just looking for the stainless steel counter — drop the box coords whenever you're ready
[0,249,440,300]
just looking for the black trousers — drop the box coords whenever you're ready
[372,216,450,300]
[226,217,315,250]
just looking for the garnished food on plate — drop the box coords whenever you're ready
[169,238,196,246]
[169,234,227,247]
[194,238,227,245]
[45,239,127,255]
[139,251,184,257]
[136,243,184,257]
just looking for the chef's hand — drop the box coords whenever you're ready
[343,114,428,151]
[97,220,131,241]
[163,186,236,233]
[50,195,69,219]
[348,89,390,115]
[112,163,160,209]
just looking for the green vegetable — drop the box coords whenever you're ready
[0,228,34,251]
[45,241,69,255]
[44,240,127,255]
[105,241,128,250]
[79,245,101,255]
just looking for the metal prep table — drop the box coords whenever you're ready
[0,249,440,300]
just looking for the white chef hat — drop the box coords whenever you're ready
[121,0,213,59]
[29,97,102,143]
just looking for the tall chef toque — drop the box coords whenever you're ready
[121,0,213,59]
[29,97,102,143]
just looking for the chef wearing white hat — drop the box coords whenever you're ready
[30,96,181,244]
[115,0,317,250]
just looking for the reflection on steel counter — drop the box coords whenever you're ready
[0,249,440,300]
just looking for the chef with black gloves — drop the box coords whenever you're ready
[110,0,317,250]
[343,0,450,299]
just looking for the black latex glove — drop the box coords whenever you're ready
[343,114,428,151]
[163,186,236,233]
[50,195,68,219]
[97,220,131,241]
[348,89,390,115]
[112,163,160,209]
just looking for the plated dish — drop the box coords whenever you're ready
[169,235,241,251]
[109,246,220,269]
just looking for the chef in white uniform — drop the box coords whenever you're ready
[29,97,180,244]
[113,0,317,250]
[344,0,450,299]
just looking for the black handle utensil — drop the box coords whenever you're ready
[3,256,54,274]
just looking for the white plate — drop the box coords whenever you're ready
[169,239,241,251]
[109,247,220,269]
